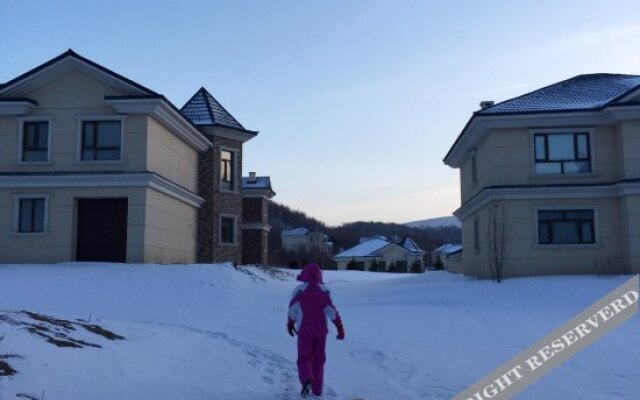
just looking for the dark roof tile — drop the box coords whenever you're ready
[180,87,246,130]
[478,73,640,115]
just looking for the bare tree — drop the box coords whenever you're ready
[487,201,510,282]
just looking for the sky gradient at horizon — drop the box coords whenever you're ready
[2,1,640,225]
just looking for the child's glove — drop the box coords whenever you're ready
[335,321,345,341]
[287,319,297,337]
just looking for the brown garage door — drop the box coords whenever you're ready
[76,198,128,262]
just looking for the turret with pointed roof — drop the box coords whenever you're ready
[180,87,256,134]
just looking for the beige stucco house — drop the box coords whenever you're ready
[444,74,640,278]
[0,50,273,265]
[281,227,333,255]
[333,236,424,272]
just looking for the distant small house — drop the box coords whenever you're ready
[333,236,424,272]
[281,227,333,254]
[431,243,463,272]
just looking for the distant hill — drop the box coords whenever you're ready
[268,202,461,255]
[405,216,461,229]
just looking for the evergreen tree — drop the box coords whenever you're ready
[410,261,423,274]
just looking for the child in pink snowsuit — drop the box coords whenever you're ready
[287,263,344,397]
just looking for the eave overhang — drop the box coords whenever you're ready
[105,96,212,152]
[199,124,258,143]
[454,180,640,221]
[0,99,38,115]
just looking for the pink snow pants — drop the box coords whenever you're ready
[297,334,327,394]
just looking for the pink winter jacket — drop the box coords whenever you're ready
[288,263,342,337]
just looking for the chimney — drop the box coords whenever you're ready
[479,100,495,110]
[249,172,257,182]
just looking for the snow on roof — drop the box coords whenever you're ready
[334,239,391,259]
[241,176,272,190]
[434,243,462,254]
[359,235,387,244]
[478,74,640,115]
[399,237,423,253]
[281,227,309,236]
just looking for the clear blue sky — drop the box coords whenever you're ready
[2,1,640,225]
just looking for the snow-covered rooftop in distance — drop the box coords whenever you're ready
[281,227,309,236]
[359,235,388,244]
[399,237,423,253]
[334,238,391,258]
[434,243,462,254]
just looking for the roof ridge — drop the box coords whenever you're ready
[0,49,159,96]
[200,88,217,125]
[201,87,245,130]
[476,74,585,115]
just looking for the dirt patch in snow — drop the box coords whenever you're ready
[0,356,18,376]
[0,310,126,378]
[236,265,293,282]
[6,311,125,349]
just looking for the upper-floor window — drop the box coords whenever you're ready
[534,133,591,174]
[21,121,50,162]
[473,219,480,253]
[17,197,47,233]
[538,209,595,245]
[220,150,235,190]
[471,152,478,184]
[81,121,122,161]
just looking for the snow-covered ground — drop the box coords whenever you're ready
[0,263,638,399]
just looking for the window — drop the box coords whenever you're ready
[534,133,591,174]
[538,209,595,245]
[18,198,46,233]
[21,121,49,162]
[471,152,478,184]
[220,150,235,190]
[220,216,235,244]
[81,121,122,161]
[473,219,480,253]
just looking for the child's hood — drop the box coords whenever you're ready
[297,263,323,284]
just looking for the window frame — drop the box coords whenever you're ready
[76,116,125,163]
[219,147,238,192]
[17,117,52,164]
[13,195,49,235]
[470,149,478,186]
[534,206,598,247]
[219,214,237,245]
[473,218,480,254]
[529,129,594,176]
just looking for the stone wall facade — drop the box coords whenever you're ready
[243,197,268,223]
[211,136,243,264]
[196,134,243,264]
[241,228,268,265]
[241,196,270,265]
[196,147,215,263]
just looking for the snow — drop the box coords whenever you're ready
[281,228,310,236]
[358,235,387,244]
[242,176,272,190]
[333,238,390,258]
[435,243,463,255]
[400,237,422,253]
[0,263,638,399]
[405,216,461,229]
